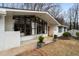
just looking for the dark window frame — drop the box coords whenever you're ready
[13,15,47,36]
[58,26,62,33]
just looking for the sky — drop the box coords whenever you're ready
[58,3,74,22]
[60,3,73,11]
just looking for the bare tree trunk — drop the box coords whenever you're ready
[68,4,79,30]
[70,18,72,30]
[76,4,79,30]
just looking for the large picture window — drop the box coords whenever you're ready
[13,15,47,36]
[37,18,46,34]
[37,23,42,34]
[13,16,32,36]
[25,18,32,35]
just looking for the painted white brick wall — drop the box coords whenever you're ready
[0,31,20,51]
[53,26,66,37]
[21,34,48,41]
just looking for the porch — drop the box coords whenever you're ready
[0,37,53,56]
[0,8,59,51]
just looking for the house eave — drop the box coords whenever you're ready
[0,8,60,26]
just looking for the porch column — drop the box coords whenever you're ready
[35,23,37,34]
[0,15,5,32]
[32,22,37,35]
[32,22,35,35]
[45,24,47,34]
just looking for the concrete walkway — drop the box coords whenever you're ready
[0,37,53,56]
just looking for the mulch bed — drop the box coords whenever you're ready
[58,36,72,40]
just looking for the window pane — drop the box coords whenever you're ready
[58,26,62,32]
[0,3,3,7]
[13,16,32,36]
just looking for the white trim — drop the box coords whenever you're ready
[0,8,60,25]
[21,34,48,41]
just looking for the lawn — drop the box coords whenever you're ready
[17,38,79,56]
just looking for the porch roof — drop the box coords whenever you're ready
[0,8,60,26]
[57,25,68,28]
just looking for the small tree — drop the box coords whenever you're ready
[37,36,44,48]
[38,36,44,43]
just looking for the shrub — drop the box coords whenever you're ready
[38,36,44,43]
[76,32,79,37]
[63,32,71,37]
